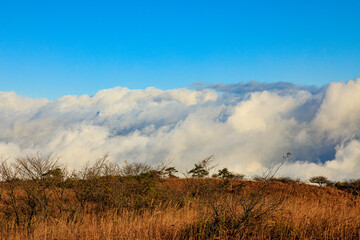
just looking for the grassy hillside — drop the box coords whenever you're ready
[0,155,359,239]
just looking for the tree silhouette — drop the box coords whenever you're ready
[188,155,215,178]
[309,176,331,186]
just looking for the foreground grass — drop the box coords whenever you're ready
[1,154,359,239]
[1,179,360,240]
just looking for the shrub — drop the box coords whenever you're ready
[309,176,332,187]
[0,153,65,232]
[214,168,245,180]
[164,167,178,178]
[120,161,152,177]
[188,155,216,178]
[182,163,287,239]
[334,179,360,195]
[271,176,301,184]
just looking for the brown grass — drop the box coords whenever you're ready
[1,178,360,240]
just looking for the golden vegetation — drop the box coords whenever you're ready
[0,154,359,239]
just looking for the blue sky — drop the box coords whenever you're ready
[1,0,360,99]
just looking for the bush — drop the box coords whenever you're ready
[309,176,332,187]
[213,168,245,180]
[271,176,301,184]
[334,179,360,195]
[0,153,65,231]
[188,155,216,178]
[179,156,289,239]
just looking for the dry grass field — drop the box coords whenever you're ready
[0,155,360,239]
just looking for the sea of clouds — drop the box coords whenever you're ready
[1,79,360,180]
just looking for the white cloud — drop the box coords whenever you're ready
[0,91,48,111]
[1,79,360,181]
[228,91,309,132]
[313,79,360,141]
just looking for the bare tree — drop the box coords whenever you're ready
[0,158,21,226]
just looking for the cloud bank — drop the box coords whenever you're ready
[1,79,360,180]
